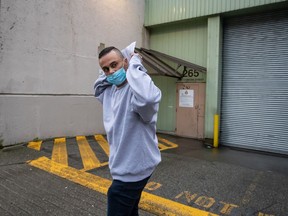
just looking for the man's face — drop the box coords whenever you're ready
[99,50,128,76]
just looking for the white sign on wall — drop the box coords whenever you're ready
[179,89,194,107]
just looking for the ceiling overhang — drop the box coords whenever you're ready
[135,47,207,79]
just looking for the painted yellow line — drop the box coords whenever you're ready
[28,156,218,216]
[157,136,178,151]
[158,143,168,151]
[94,135,110,156]
[241,171,263,205]
[140,192,218,216]
[28,156,109,194]
[76,136,101,171]
[52,138,68,166]
[27,141,42,151]
[158,136,178,148]
[100,162,109,166]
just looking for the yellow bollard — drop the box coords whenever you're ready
[213,114,219,148]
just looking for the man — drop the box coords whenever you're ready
[94,44,162,216]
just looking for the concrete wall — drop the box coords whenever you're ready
[0,0,147,146]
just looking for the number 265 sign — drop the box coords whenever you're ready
[182,66,200,78]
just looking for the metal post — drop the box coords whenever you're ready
[213,114,219,148]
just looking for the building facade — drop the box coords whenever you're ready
[145,0,288,154]
[1,0,288,155]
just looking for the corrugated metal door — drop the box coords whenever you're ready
[221,9,288,154]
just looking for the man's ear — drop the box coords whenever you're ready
[124,58,129,70]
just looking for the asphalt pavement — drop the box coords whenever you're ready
[0,133,287,216]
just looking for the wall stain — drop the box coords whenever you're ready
[9,22,16,30]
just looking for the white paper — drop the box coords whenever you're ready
[179,89,194,107]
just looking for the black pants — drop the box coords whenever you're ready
[107,176,150,216]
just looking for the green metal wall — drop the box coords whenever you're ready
[150,19,207,67]
[150,19,207,133]
[205,16,222,139]
[145,0,287,26]
[147,0,287,138]
[152,76,178,132]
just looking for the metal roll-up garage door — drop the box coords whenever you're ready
[221,9,288,155]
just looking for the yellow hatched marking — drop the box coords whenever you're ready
[158,143,168,151]
[157,136,178,150]
[258,213,274,216]
[52,138,68,166]
[94,135,110,156]
[28,156,219,216]
[27,141,42,151]
[76,136,101,171]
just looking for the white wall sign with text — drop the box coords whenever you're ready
[179,89,194,108]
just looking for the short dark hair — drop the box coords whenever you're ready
[98,46,124,59]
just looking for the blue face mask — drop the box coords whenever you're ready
[106,67,127,86]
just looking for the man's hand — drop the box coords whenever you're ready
[131,53,143,62]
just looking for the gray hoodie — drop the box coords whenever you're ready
[94,54,162,182]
